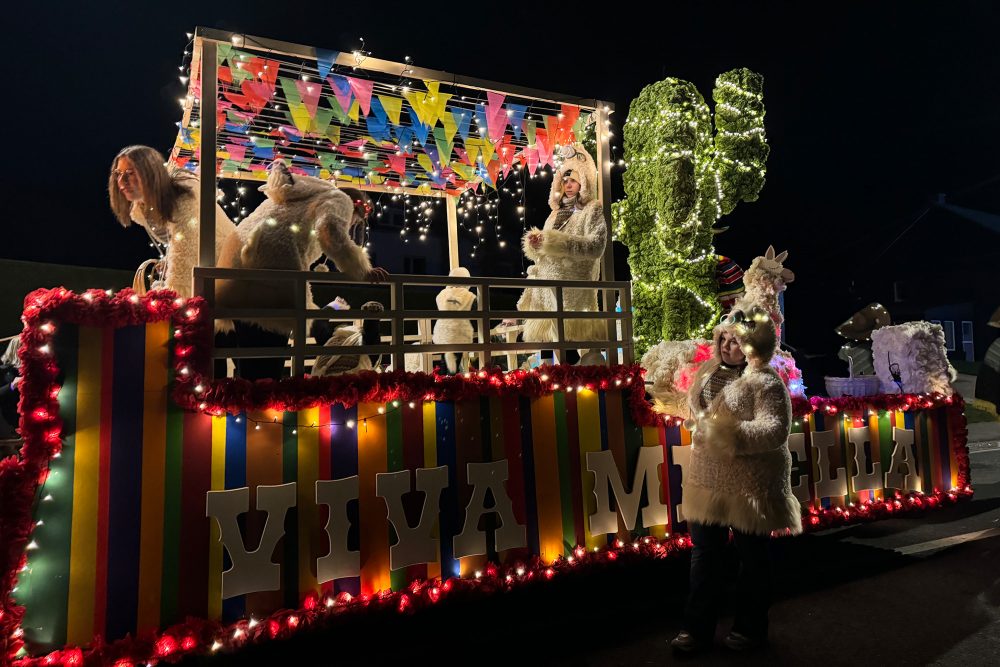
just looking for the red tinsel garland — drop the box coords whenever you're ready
[1,287,975,666]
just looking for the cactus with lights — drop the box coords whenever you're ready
[613,69,769,354]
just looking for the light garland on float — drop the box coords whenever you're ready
[4,287,973,666]
[613,69,769,353]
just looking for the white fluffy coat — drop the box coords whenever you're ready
[516,200,607,343]
[129,174,236,298]
[683,320,802,536]
[215,163,372,333]
[433,286,476,373]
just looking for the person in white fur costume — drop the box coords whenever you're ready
[517,143,607,365]
[109,145,236,298]
[432,267,477,374]
[671,301,800,654]
[214,160,388,378]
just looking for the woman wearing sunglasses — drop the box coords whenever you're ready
[671,304,800,654]
[108,145,236,298]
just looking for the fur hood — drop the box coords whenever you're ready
[682,311,800,535]
[548,143,599,211]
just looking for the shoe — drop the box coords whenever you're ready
[723,631,764,651]
[670,630,706,653]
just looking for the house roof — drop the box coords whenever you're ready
[934,202,1000,234]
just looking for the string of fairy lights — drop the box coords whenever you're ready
[172,32,629,270]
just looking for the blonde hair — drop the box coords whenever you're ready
[108,145,191,228]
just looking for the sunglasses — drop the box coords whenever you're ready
[112,169,137,183]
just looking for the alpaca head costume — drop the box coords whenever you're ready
[548,143,599,210]
[742,245,794,334]
[433,267,477,374]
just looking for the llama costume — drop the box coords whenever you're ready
[682,303,801,536]
[432,267,477,374]
[129,171,236,298]
[215,160,373,333]
[517,143,607,344]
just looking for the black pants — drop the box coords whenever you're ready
[682,522,772,641]
[229,321,290,380]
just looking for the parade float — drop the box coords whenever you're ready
[1,28,971,666]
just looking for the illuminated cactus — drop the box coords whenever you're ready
[613,69,768,354]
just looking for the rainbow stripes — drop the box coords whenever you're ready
[15,320,967,653]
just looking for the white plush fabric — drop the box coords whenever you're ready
[433,284,476,373]
[516,200,607,343]
[871,322,957,395]
[682,317,801,536]
[214,162,372,333]
[641,339,707,417]
[129,173,236,298]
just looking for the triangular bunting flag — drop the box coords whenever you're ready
[433,127,453,165]
[315,48,340,80]
[454,146,469,165]
[507,104,527,140]
[558,104,580,144]
[441,107,458,141]
[288,102,312,134]
[326,124,341,146]
[347,77,374,116]
[295,79,322,117]
[327,74,354,116]
[452,108,472,140]
[464,138,481,165]
[377,95,403,126]
[387,154,407,177]
[369,96,388,123]
[348,100,361,122]
[409,108,430,145]
[310,107,334,136]
[325,95,351,125]
[474,105,490,138]
[279,77,303,106]
[523,119,537,144]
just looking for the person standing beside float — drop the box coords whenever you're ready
[108,145,236,298]
[516,143,607,366]
[671,305,801,653]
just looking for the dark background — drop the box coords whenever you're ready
[6,1,1000,385]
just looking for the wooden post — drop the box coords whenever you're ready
[446,196,459,272]
[594,102,618,352]
[198,39,218,273]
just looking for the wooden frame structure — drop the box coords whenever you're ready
[189,27,627,371]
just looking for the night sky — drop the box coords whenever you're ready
[7,1,1000,368]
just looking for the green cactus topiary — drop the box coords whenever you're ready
[613,69,769,355]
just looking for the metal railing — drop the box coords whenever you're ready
[194,267,633,377]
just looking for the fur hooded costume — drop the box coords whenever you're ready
[517,143,607,344]
[129,171,236,298]
[432,267,477,374]
[215,161,373,333]
[682,302,801,536]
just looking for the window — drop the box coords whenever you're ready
[961,320,974,361]
[942,320,956,351]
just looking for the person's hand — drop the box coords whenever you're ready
[11,376,21,390]
[527,231,543,250]
[366,267,389,283]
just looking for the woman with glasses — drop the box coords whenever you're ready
[670,305,800,654]
[108,145,236,298]
[516,143,607,365]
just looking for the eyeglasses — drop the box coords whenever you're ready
[112,169,137,183]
